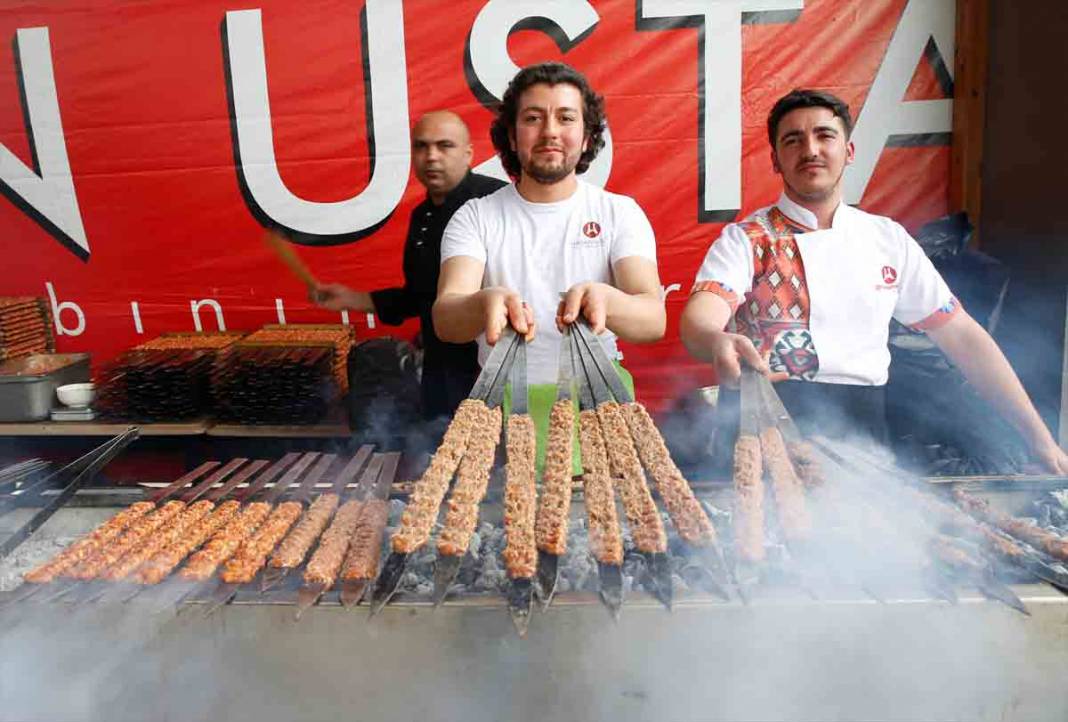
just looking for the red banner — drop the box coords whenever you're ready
[0,0,954,412]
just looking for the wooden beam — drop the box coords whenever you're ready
[950,0,989,246]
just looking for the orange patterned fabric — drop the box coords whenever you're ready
[734,208,820,380]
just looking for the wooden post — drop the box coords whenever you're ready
[950,0,989,247]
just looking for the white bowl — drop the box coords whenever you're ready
[56,382,96,408]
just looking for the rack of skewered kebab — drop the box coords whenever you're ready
[370,321,730,634]
[730,365,1068,614]
[4,448,401,613]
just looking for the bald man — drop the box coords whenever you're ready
[314,112,507,419]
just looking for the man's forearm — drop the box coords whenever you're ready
[679,293,733,362]
[931,313,1057,450]
[432,291,487,343]
[604,289,666,343]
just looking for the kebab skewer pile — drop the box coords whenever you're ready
[372,322,730,630]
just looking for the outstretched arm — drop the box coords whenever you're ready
[433,256,535,345]
[927,309,1068,474]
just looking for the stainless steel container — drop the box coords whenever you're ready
[0,353,90,421]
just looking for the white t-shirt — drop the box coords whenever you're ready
[692,193,959,386]
[441,180,658,384]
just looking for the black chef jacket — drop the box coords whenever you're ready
[370,171,507,420]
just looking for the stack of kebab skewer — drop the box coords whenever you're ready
[0,296,54,361]
[95,331,243,421]
[210,325,355,425]
[371,322,730,634]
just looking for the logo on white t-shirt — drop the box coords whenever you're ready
[881,265,898,285]
[582,221,602,239]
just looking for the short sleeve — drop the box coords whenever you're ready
[441,199,487,264]
[609,197,657,265]
[690,223,755,311]
[890,223,961,330]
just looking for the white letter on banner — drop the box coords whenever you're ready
[225,4,409,237]
[467,1,612,187]
[190,300,226,332]
[45,282,85,336]
[844,0,954,204]
[0,28,88,257]
[639,1,802,221]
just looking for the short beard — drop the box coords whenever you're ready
[524,157,577,185]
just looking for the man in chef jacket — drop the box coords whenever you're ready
[680,88,1068,473]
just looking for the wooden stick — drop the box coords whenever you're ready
[264,230,318,288]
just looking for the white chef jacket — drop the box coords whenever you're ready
[692,193,959,386]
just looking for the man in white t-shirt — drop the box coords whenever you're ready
[434,62,665,465]
[680,88,1067,473]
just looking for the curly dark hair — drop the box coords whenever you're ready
[767,89,854,147]
[490,62,606,179]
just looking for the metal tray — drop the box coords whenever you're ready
[0,353,90,421]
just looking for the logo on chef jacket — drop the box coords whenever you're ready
[876,265,899,290]
[574,221,604,247]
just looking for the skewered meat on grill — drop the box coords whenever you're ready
[438,404,503,557]
[502,413,538,578]
[906,488,1029,562]
[622,402,717,546]
[392,399,481,553]
[304,500,363,586]
[102,500,215,580]
[341,499,391,580]
[24,501,154,583]
[270,493,340,569]
[137,500,242,584]
[220,501,304,583]
[535,399,575,556]
[787,441,824,489]
[954,489,1068,561]
[733,434,765,562]
[578,409,624,566]
[928,534,986,569]
[761,427,811,542]
[180,501,272,581]
[66,500,187,580]
[596,402,666,554]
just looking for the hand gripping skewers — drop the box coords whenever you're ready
[370,329,520,614]
[263,446,375,591]
[295,452,401,617]
[201,453,337,615]
[572,321,730,606]
[533,328,577,608]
